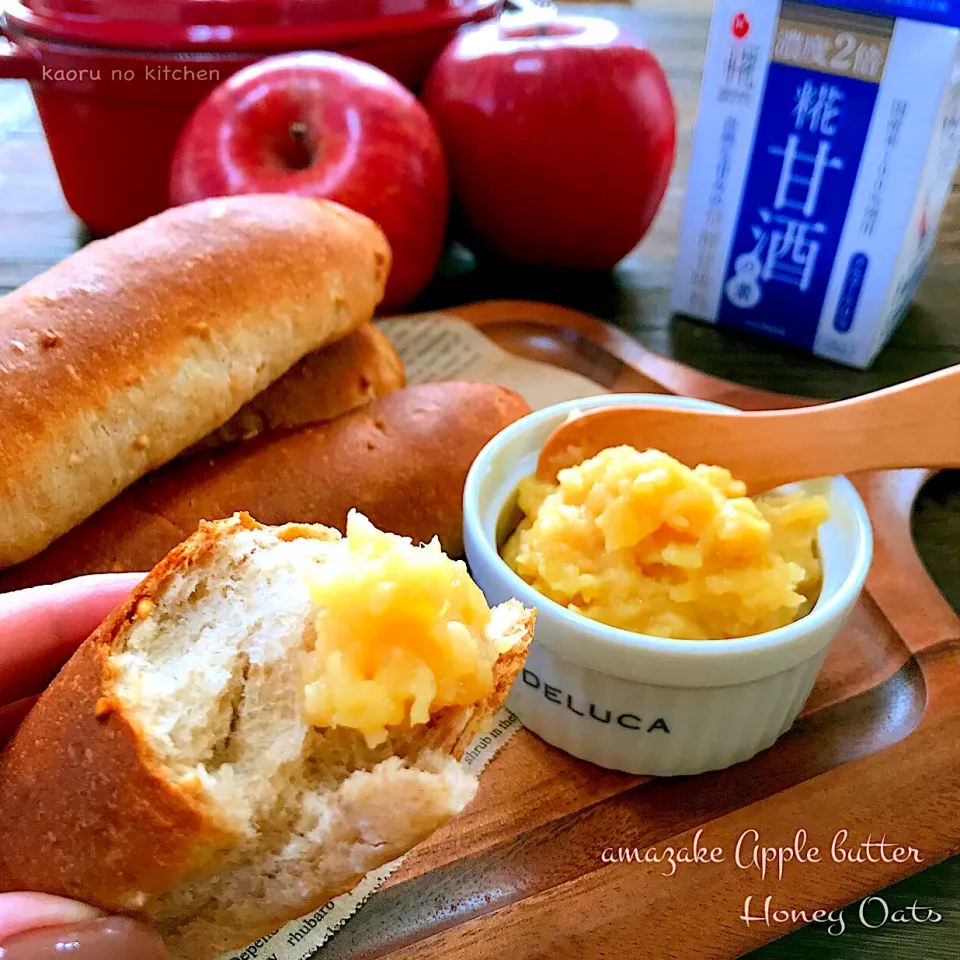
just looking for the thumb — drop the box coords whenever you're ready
[0,894,167,959]
[0,895,103,940]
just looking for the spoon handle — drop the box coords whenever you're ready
[536,365,960,493]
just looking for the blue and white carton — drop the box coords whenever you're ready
[671,0,960,368]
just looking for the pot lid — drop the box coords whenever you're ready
[2,0,497,51]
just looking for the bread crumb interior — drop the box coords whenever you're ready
[109,526,478,958]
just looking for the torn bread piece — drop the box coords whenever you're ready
[0,512,534,960]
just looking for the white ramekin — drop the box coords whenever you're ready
[463,394,873,776]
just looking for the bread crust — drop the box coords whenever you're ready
[0,513,535,943]
[0,382,531,590]
[0,195,390,569]
[188,324,405,453]
[0,520,249,913]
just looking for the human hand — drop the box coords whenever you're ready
[0,894,167,959]
[0,574,142,746]
[0,575,168,959]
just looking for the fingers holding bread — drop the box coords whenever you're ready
[0,512,535,960]
[0,195,390,569]
[0,382,532,591]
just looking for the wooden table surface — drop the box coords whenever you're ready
[1,2,959,957]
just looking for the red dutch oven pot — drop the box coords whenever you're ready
[0,0,499,235]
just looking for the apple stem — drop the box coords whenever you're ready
[285,121,314,171]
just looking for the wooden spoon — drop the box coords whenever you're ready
[536,365,960,494]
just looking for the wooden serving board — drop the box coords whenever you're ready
[321,301,960,960]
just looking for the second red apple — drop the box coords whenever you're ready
[423,16,676,270]
[170,52,449,311]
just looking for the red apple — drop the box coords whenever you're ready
[422,16,676,270]
[170,52,449,311]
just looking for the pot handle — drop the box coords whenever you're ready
[0,35,38,80]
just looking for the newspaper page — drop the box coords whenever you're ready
[377,313,605,405]
[220,312,607,960]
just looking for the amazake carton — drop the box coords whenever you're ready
[671,0,960,367]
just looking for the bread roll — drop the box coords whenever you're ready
[188,324,405,452]
[0,512,535,960]
[0,382,531,591]
[0,195,390,569]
